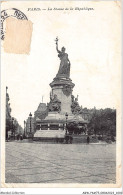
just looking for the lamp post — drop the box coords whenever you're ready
[65,112,68,135]
[29,112,32,133]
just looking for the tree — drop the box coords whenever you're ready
[67,122,79,134]
[88,108,116,137]
[6,119,11,140]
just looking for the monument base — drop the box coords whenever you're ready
[33,111,87,140]
[43,111,76,122]
[33,129,65,139]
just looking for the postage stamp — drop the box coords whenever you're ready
[1,8,28,40]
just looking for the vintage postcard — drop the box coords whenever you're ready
[1,0,121,189]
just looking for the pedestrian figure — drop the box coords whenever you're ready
[65,135,69,144]
[87,136,90,144]
[70,136,73,144]
[56,137,58,143]
[17,135,19,140]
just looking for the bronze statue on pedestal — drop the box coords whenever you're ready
[48,94,61,112]
[55,37,70,78]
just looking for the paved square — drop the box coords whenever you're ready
[5,142,116,183]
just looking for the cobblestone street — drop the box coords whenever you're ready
[5,141,116,183]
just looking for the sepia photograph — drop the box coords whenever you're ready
[1,0,121,188]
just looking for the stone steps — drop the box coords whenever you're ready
[34,130,66,138]
[33,132,99,143]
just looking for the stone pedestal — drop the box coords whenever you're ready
[50,76,75,114]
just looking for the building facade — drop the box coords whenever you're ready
[25,115,35,137]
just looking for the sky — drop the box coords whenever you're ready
[1,1,121,127]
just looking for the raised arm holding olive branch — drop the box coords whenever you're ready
[55,37,70,78]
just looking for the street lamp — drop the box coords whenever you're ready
[65,112,68,135]
[29,112,32,133]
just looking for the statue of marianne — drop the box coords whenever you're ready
[55,37,70,78]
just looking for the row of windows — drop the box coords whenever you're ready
[36,124,64,130]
